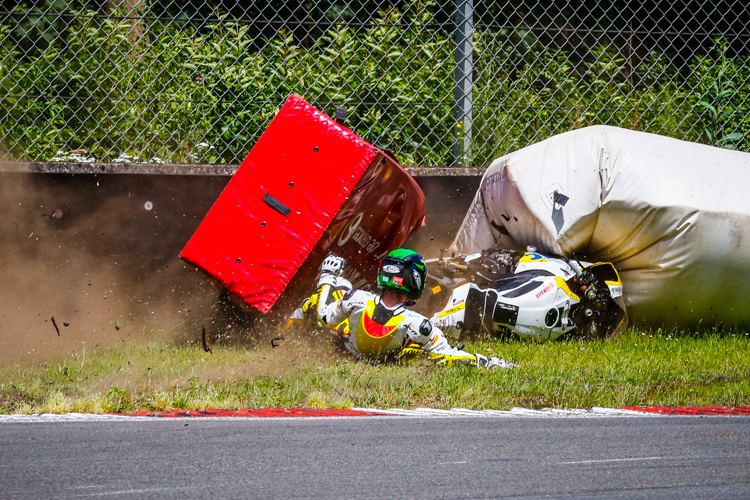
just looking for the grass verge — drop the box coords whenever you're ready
[2,327,749,414]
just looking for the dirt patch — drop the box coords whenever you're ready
[0,173,231,367]
[62,327,350,397]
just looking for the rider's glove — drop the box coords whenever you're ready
[318,255,346,287]
[475,354,490,368]
[475,354,517,369]
[488,356,518,368]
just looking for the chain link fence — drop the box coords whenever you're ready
[1,1,749,167]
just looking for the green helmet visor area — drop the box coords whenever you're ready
[377,249,426,306]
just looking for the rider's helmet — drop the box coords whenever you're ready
[377,248,426,306]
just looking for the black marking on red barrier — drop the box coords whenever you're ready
[262,193,291,217]
[108,408,395,418]
[622,406,750,416]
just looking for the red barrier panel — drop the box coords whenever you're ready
[180,95,425,317]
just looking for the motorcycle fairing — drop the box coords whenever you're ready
[518,252,548,263]
[462,286,519,335]
[555,277,580,301]
[502,281,544,298]
[427,248,628,341]
[438,302,466,318]
[492,270,553,297]
[493,301,520,327]
[515,252,578,279]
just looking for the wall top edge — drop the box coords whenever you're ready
[0,161,485,177]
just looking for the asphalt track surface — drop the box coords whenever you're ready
[2,416,749,499]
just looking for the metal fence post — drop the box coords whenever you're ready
[453,0,474,167]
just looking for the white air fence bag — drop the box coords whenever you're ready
[452,125,750,327]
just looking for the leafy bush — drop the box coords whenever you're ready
[472,34,701,164]
[690,39,749,150]
[0,5,746,166]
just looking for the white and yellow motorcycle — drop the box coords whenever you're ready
[425,248,628,342]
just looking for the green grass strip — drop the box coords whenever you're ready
[1,328,749,414]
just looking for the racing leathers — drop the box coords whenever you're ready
[287,276,352,331]
[314,276,513,368]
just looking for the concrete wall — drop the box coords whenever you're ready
[0,166,480,366]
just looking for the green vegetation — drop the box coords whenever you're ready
[2,327,749,414]
[692,39,750,150]
[1,4,748,166]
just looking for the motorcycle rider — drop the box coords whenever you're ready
[312,249,515,368]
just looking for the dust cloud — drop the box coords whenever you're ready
[405,176,480,260]
[0,173,238,367]
[406,176,481,315]
[0,172,480,368]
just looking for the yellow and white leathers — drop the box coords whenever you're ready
[315,282,503,367]
[287,276,352,332]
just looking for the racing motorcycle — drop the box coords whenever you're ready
[424,247,628,342]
